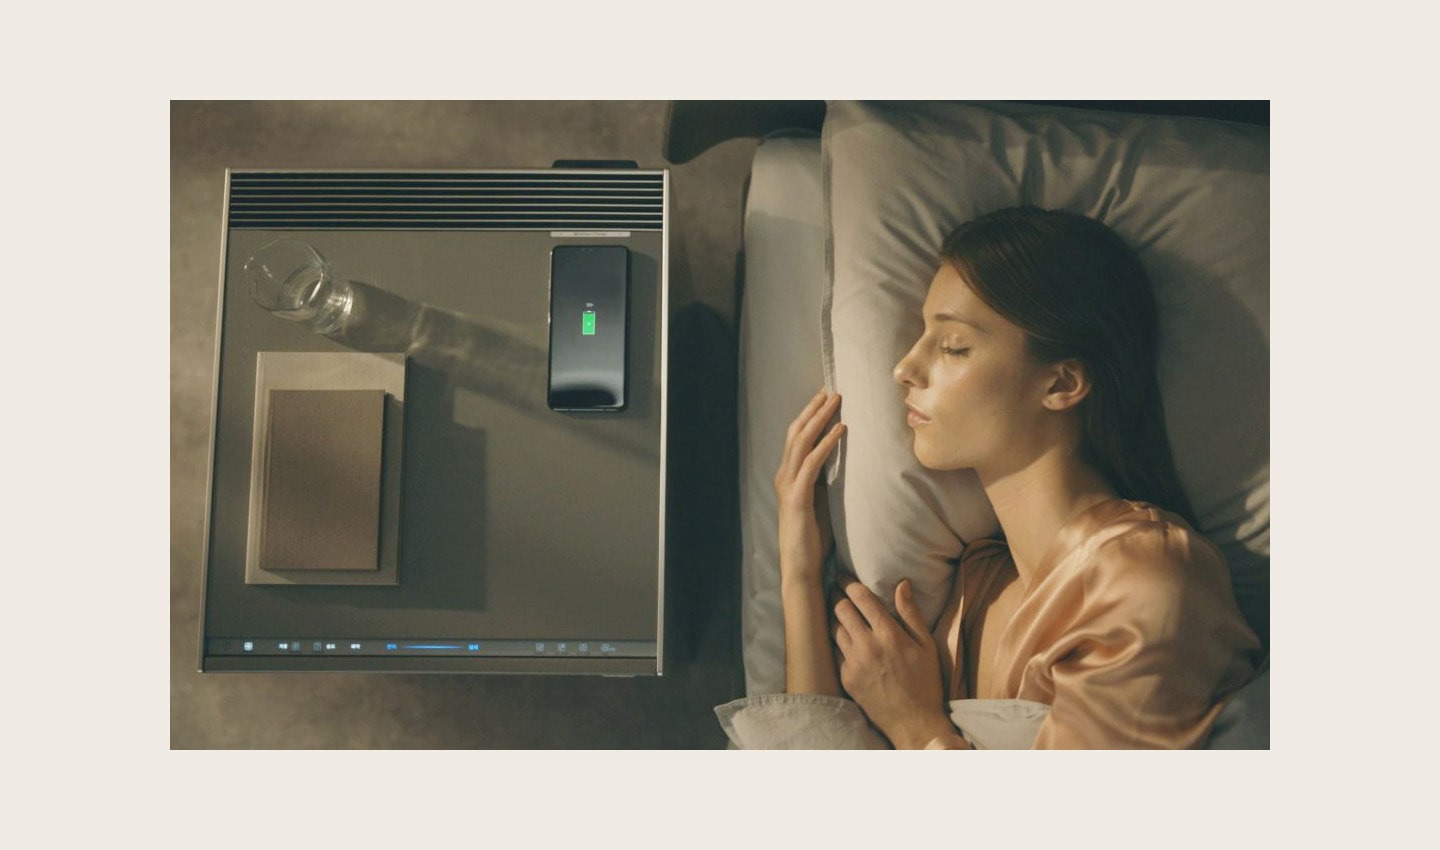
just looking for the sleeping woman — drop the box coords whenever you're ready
[774,206,1260,749]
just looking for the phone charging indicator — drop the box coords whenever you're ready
[582,310,596,336]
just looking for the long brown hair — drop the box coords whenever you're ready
[941,206,1199,528]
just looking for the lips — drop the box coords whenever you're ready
[905,401,931,426]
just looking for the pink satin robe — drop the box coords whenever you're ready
[931,498,1260,749]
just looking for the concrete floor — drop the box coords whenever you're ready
[170,101,760,747]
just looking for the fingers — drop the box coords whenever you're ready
[781,389,833,460]
[839,580,903,646]
[793,391,841,442]
[797,421,845,483]
[794,393,841,458]
[837,577,932,650]
[894,579,933,645]
[777,390,844,490]
[832,596,867,638]
[786,388,829,438]
[843,578,897,633]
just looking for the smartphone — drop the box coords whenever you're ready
[548,245,629,412]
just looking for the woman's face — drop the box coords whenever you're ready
[893,263,1058,474]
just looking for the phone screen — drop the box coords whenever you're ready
[548,245,629,411]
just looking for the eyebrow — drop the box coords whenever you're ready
[929,312,990,334]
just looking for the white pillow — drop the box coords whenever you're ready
[738,136,829,695]
[822,101,1269,643]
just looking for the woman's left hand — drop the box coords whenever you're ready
[832,577,959,749]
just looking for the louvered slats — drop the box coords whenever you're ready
[228,171,664,231]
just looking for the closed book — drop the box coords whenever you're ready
[261,389,386,572]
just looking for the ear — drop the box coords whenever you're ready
[1041,358,1091,411]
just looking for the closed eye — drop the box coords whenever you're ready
[940,346,969,357]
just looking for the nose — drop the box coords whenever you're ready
[893,340,925,389]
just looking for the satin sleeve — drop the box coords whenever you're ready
[1028,520,1258,749]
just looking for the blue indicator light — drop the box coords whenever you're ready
[468,644,480,652]
[404,644,461,650]
[386,643,398,651]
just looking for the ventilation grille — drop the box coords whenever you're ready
[227,171,664,231]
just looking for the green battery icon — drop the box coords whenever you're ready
[582,309,596,336]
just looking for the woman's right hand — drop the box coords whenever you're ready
[774,389,845,587]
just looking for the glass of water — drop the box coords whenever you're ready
[244,238,352,334]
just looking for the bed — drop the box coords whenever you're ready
[670,101,1270,748]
